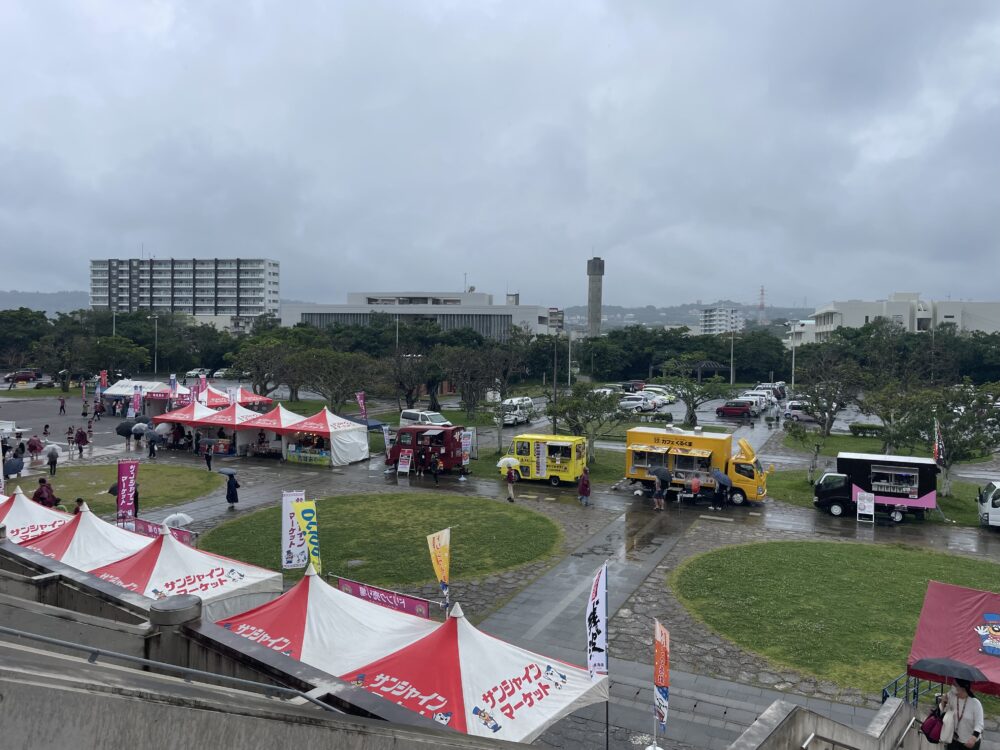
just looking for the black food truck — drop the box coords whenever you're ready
[813,452,938,522]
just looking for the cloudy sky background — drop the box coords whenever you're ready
[2,0,999,309]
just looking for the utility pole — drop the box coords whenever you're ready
[147,314,159,376]
[567,333,572,387]
[729,326,735,385]
[551,337,559,435]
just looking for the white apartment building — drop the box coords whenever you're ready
[281,291,560,341]
[810,292,1000,342]
[699,308,745,336]
[90,258,280,333]
[783,320,817,350]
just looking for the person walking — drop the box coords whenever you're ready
[942,679,983,750]
[94,400,104,421]
[193,430,202,455]
[32,478,57,508]
[81,401,89,418]
[58,396,66,415]
[147,436,157,459]
[226,474,240,510]
[577,466,592,507]
[506,467,516,502]
[42,424,50,438]
[204,445,213,471]
[74,427,88,458]
[429,455,440,486]
[47,446,58,476]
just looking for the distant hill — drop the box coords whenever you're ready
[0,290,91,316]
[564,301,813,329]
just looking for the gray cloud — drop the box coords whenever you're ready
[1,0,998,311]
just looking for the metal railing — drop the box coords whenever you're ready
[882,672,944,709]
[801,732,860,750]
[0,624,340,715]
[894,717,918,750]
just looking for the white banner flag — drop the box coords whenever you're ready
[281,490,308,569]
[586,562,609,680]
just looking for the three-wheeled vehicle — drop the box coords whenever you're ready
[813,452,939,522]
[386,425,468,473]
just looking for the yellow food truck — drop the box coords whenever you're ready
[624,426,771,505]
[498,433,588,487]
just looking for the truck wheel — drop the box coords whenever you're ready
[549,476,561,487]
[829,502,845,517]
[730,490,746,506]
[889,509,904,523]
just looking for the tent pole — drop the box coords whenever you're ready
[606,699,610,750]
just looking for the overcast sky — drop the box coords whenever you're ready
[2,1,998,310]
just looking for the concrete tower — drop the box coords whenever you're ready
[587,257,604,337]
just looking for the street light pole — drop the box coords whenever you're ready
[112,309,116,338]
[729,326,735,385]
[147,314,159,376]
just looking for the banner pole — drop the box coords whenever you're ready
[606,699,610,750]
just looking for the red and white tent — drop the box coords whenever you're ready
[239,404,306,432]
[340,604,608,742]
[0,487,71,543]
[216,566,437,670]
[197,385,232,408]
[274,407,369,465]
[152,401,219,425]
[236,387,272,406]
[24,504,152,571]
[191,402,261,428]
[89,527,282,621]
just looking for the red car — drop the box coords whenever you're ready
[4,369,42,383]
[716,400,753,418]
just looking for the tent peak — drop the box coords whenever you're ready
[80,502,91,513]
[449,602,465,619]
[159,524,171,536]
[304,562,317,577]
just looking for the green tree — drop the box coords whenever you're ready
[794,345,862,437]
[546,383,627,461]
[922,384,1000,495]
[0,308,51,368]
[231,338,285,395]
[856,384,933,454]
[438,346,494,419]
[88,336,150,375]
[304,351,374,412]
[657,355,733,426]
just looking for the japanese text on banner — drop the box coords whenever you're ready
[586,562,608,679]
[116,459,139,525]
[281,491,308,569]
[427,528,450,601]
[292,499,322,574]
[653,619,670,732]
[356,391,368,422]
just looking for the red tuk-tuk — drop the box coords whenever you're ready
[386,425,468,473]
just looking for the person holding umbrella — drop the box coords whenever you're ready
[941,679,984,749]
[223,470,240,510]
[577,466,591,507]
[711,468,732,511]
[47,445,59,476]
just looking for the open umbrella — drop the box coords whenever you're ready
[144,428,165,444]
[216,468,238,476]
[3,457,24,477]
[134,415,151,424]
[712,468,732,487]
[650,467,672,484]
[910,658,988,684]
[115,421,136,438]
[154,422,172,435]
[496,456,519,469]
[163,512,194,528]
[131,422,147,436]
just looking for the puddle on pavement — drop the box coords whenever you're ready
[622,510,672,560]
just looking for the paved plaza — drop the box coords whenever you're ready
[3,394,1000,749]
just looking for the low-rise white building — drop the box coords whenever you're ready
[810,292,1000,342]
[281,291,560,341]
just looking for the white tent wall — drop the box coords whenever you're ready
[328,425,369,465]
[202,580,283,622]
[233,429,254,456]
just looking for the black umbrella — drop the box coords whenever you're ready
[216,468,238,476]
[712,468,733,487]
[649,467,672,483]
[3,457,24,476]
[134,415,151,424]
[911,658,988,683]
[115,421,136,437]
[144,429,165,444]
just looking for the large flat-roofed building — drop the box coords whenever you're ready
[89,258,280,333]
[281,291,559,341]
[699,307,745,336]
[810,292,1000,342]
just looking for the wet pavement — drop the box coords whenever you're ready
[4,394,1000,748]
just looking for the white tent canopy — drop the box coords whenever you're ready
[24,504,153,570]
[0,487,71,543]
[274,407,368,466]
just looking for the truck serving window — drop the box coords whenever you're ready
[399,433,412,446]
[870,466,917,494]
[632,451,648,468]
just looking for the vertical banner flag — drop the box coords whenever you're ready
[116,459,139,526]
[82,380,87,402]
[100,370,108,389]
[291,498,322,574]
[461,430,472,466]
[427,527,451,606]
[382,424,392,459]
[226,386,238,405]
[281,490,308,569]
[199,372,208,394]
[0,471,6,497]
[131,385,142,415]
[169,373,178,398]
[934,418,946,466]
[355,391,368,423]
[654,620,671,732]
[586,562,609,680]
[397,448,413,474]
[534,440,547,479]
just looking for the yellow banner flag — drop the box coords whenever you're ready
[427,528,450,599]
[292,499,322,575]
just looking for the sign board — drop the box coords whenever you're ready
[534,440,547,479]
[281,490,308,569]
[857,491,876,524]
[335,577,432,618]
[128,518,196,546]
[461,431,472,466]
[397,448,413,474]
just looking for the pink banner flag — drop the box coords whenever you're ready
[129,518,195,546]
[355,391,368,423]
[131,385,142,414]
[335,577,432,618]
[116,459,139,526]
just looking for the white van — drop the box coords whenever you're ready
[499,397,535,426]
[743,390,776,407]
[979,482,1000,528]
[736,394,766,414]
[399,410,453,427]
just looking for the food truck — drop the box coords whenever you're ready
[624,426,771,505]
[386,425,468,473]
[497,434,588,487]
[813,452,938,522]
[978,480,1000,529]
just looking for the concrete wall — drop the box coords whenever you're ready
[730,697,915,750]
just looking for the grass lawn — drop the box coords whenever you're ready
[461,447,627,487]
[275,399,328,417]
[782,431,993,464]
[40,464,225,515]
[671,541,1000,693]
[0,387,63,399]
[438,409,498,428]
[766,469,983,526]
[200,492,561,585]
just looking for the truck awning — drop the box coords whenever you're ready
[545,441,573,447]
[669,447,712,458]
[420,429,444,437]
[629,444,670,454]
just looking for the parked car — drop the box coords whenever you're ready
[212,369,233,378]
[4,369,42,383]
[727,398,761,417]
[619,394,654,412]
[399,409,453,427]
[185,368,210,378]
[619,380,646,393]
[783,401,818,422]
[641,392,670,410]
[642,385,677,403]
[716,400,754,418]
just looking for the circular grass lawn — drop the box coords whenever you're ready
[200,492,562,587]
[671,541,1000,692]
[18,463,224,516]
